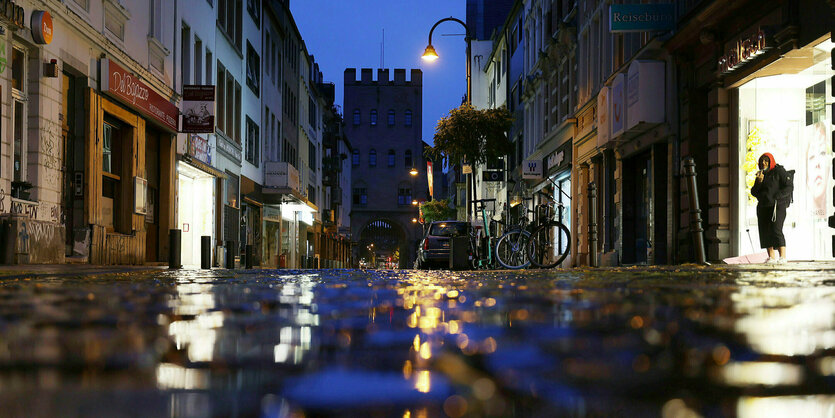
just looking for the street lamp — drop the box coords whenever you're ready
[422,17,471,104]
[409,167,419,176]
[422,16,473,220]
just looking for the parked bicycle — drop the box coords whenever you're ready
[494,197,536,269]
[469,198,497,269]
[526,189,571,268]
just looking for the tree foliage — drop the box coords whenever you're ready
[429,103,514,167]
[420,199,456,224]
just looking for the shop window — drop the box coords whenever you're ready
[405,110,412,127]
[370,109,377,126]
[226,171,239,208]
[405,150,412,168]
[352,149,359,166]
[369,149,376,167]
[101,118,127,234]
[246,41,259,96]
[387,109,395,126]
[245,116,259,165]
[387,150,395,167]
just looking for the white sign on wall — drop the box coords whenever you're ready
[522,160,542,179]
[611,73,626,137]
[626,60,665,130]
[597,85,611,147]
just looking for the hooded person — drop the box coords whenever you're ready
[750,152,792,264]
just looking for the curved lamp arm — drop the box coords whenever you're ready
[426,16,468,47]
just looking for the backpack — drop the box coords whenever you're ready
[781,169,795,206]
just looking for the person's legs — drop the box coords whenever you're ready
[767,247,776,258]
[778,246,786,259]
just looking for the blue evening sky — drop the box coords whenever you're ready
[290,0,468,146]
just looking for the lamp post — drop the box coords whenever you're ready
[422,16,473,220]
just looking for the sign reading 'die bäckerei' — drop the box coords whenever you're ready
[100,58,179,132]
[609,4,674,33]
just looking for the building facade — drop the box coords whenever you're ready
[345,68,427,268]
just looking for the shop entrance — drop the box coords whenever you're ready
[61,71,87,258]
[622,151,652,264]
[736,37,835,260]
[177,163,215,267]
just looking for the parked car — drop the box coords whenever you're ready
[415,221,470,269]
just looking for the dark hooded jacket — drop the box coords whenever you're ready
[751,153,791,207]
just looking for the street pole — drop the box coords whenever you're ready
[423,16,473,221]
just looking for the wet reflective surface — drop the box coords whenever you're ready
[1,267,834,417]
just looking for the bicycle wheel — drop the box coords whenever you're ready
[495,230,531,269]
[527,222,570,268]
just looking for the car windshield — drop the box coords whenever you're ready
[429,222,468,237]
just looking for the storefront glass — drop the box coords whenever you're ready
[737,37,834,260]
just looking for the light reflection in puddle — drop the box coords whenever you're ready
[732,288,835,356]
[156,363,209,389]
[718,361,804,386]
[737,395,835,418]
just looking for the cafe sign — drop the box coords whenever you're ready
[100,58,179,132]
[718,29,768,74]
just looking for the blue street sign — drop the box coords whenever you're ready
[609,4,674,33]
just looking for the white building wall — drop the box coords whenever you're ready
[241,4,263,184]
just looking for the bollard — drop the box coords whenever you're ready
[682,157,708,264]
[169,229,182,269]
[225,240,235,269]
[588,181,598,268]
[245,244,254,269]
[200,236,211,269]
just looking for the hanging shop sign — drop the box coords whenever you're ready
[264,161,300,192]
[426,161,434,199]
[611,73,625,137]
[597,85,610,147]
[181,85,215,133]
[717,29,768,74]
[30,10,52,44]
[482,170,504,182]
[100,58,179,132]
[626,60,665,131]
[609,4,674,33]
[187,133,212,165]
[522,159,542,180]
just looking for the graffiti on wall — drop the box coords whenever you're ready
[10,199,38,219]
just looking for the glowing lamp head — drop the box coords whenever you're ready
[409,167,419,176]
[421,45,439,62]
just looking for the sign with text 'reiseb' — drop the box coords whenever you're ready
[609,4,674,33]
[182,85,215,133]
[100,58,179,132]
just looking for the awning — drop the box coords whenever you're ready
[181,155,228,179]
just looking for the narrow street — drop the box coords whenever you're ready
[1,265,833,416]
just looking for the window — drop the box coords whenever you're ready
[397,188,412,206]
[405,150,412,168]
[353,187,367,205]
[235,82,242,143]
[387,109,395,126]
[370,109,377,126]
[218,0,242,50]
[246,41,259,96]
[206,50,213,85]
[352,149,359,166]
[194,37,203,84]
[101,118,125,233]
[308,97,316,127]
[387,150,395,167]
[404,110,412,127]
[217,63,225,133]
[104,0,128,41]
[245,116,259,165]
[353,109,361,125]
[309,141,316,170]
[102,122,114,174]
[369,149,377,167]
[226,171,239,208]
[247,0,260,27]
[11,47,24,92]
[150,0,163,41]
[181,23,191,85]
[12,100,24,182]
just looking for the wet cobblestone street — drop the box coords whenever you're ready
[1,266,834,417]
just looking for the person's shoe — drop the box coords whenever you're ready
[765,257,779,264]
[777,257,788,264]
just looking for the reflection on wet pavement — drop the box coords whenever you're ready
[0,267,834,416]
